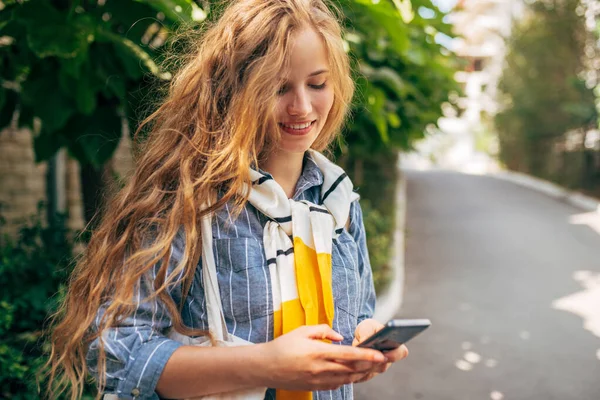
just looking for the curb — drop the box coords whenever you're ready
[373,156,406,323]
[489,170,600,212]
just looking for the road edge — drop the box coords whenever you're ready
[489,170,600,212]
[373,156,406,323]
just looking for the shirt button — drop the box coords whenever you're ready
[131,388,140,397]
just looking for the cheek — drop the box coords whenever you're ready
[314,89,334,119]
[275,97,287,118]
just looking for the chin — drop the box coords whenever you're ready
[283,132,322,153]
[278,138,316,155]
[278,144,312,155]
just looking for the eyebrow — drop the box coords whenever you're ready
[308,69,329,77]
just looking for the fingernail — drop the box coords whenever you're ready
[374,353,386,362]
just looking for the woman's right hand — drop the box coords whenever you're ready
[258,324,388,391]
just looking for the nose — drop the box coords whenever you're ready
[287,87,312,117]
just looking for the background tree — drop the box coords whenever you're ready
[495,0,597,180]
[0,0,207,226]
[0,1,460,396]
[0,0,458,225]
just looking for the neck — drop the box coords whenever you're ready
[259,150,305,199]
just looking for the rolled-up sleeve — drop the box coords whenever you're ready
[87,234,188,399]
[348,200,377,324]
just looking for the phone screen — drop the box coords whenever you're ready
[358,320,431,351]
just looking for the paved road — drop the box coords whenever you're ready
[355,170,600,400]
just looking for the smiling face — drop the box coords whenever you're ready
[274,27,335,155]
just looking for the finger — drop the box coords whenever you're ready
[374,362,390,374]
[352,372,370,383]
[334,360,380,373]
[385,344,409,362]
[350,360,380,372]
[355,319,385,342]
[302,324,344,342]
[320,361,361,374]
[318,343,387,363]
[329,371,370,385]
[313,372,362,391]
[355,372,376,384]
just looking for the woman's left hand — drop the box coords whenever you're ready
[350,319,409,383]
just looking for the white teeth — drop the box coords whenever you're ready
[282,122,312,129]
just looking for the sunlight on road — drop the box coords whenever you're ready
[569,209,600,236]
[490,391,504,400]
[552,271,600,339]
[454,347,498,371]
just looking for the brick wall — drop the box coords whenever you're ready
[0,127,47,237]
[0,127,134,238]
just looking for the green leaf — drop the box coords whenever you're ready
[59,60,99,115]
[75,82,97,116]
[365,86,389,144]
[21,63,74,133]
[18,3,95,59]
[87,43,128,99]
[0,6,15,32]
[102,0,159,34]
[0,88,17,130]
[59,49,88,80]
[387,112,401,128]
[97,29,170,80]
[17,104,34,129]
[0,86,5,111]
[352,0,410,54]
[392,0,415,24]
[133,0,207,24]
[360,64,408,99]
[33,128,65,162]
[63,106,122,168]
[405,46,426,66]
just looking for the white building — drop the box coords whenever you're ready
[404,0,524,171]
[451,0,524,126]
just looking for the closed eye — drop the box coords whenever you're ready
[309,82,327,90]
[277,84,289,95]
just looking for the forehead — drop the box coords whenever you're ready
[283,27,330,79]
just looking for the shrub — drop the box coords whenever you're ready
[0,211,77,399]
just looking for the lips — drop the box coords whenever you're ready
[278,120,316,136]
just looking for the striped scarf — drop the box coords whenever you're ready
[245,150,359,400]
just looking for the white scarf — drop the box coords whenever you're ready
[244,149,359,400]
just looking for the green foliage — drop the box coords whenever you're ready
[339,0,461,157]
[1,0,458,168]
[346,151,399,294]
[336,1,459,294]
[362,199,394,294]
[495,0,598,176]
[0,209,78,398]
[0,0,206,169]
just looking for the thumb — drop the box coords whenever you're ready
[303,324,344,342]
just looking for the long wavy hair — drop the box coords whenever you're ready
[46,0,354,398]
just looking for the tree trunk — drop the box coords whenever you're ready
[354,158,364,187]
[80,162,113,230]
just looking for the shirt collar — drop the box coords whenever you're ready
[292,151,324,199]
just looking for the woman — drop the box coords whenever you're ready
[48,0,408,399]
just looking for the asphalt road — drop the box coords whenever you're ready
[355,170,600,400]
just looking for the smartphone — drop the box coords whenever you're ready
[357,319,431,352]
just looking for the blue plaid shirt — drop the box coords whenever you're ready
[87,153,377,399]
